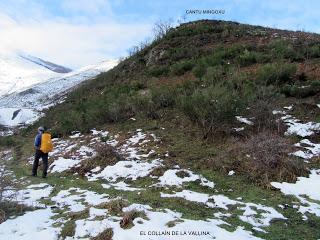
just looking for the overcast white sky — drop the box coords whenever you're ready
[0,0,319,69]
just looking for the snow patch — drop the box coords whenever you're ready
[105,205,262,240]
[0,208,59,240]
[51,188,109,212]
[49,157,81,173]
[87,159,163,182]
[155,169,214,188]
[0,107,40,127]
[281,115,320,137]
[271,169,320,218]
[236,116,254,125]
[161,190,285,227]
[49,145,96,173]
[4,183,53,208]
[102,182,143,192]
[292,139,320,160]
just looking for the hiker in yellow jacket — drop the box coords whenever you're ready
[32,126,53,178]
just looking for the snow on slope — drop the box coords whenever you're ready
[0,50,69,96]
[0,108,39,127]
[0,59,118,127]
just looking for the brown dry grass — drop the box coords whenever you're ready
[73,145,122,176]
[208,131,308,186]
[150,166,168,177]
[97,199,129,215]
[91,228,113,240]
[120,210,147,229]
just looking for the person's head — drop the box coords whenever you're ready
[38,126,45,134]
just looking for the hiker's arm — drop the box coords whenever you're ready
[34,135,41,150]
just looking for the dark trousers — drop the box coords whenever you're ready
[32,149,48,177]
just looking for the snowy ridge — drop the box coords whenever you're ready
[19,53,72,73]
[0,59,118,127]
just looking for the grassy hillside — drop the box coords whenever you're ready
[28,20,320,136]
[21,19,320,182]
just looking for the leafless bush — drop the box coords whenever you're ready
[153,19,173,41]
[127,19,173,57]
[127,45,140,57]
[249,100,286,133]
[127,38,152,57]
[209,131,308,186]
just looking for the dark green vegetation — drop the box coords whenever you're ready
[2,20,320,239]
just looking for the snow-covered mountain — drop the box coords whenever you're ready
[0,50,72,97]
[0,58,118,128]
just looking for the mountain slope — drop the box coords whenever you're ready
[0,50,72,97]
[0,59,118,127]
[34,19,320,135]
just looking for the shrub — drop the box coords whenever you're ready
[150,87,176,108]
[58,110,85,135]
[225,44,245,58]
[91,229,113,240]
[177,79,200,96]
[269,39,296,59]
[98,199,129,215]
[257,63,296,85]
[0,136,15,147]
[130,81,146,91]
[131,95,160,119]
[104,100,135,123]
[170,60,195,75]
[193,61,207,79]
[168,48,199,61]
[179,83,246,138]
[42,84,141,135]
[205,49,226,66]
[309,44,320,58]
[209,131,308,185]
[120,210,146,229]
[237,50,257,66]
[311,80,320,87]
[147,66,169,77]
[249,100,283,132]
[281,82,320,98]
[255,52,272,63]
[203,65,224,85]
